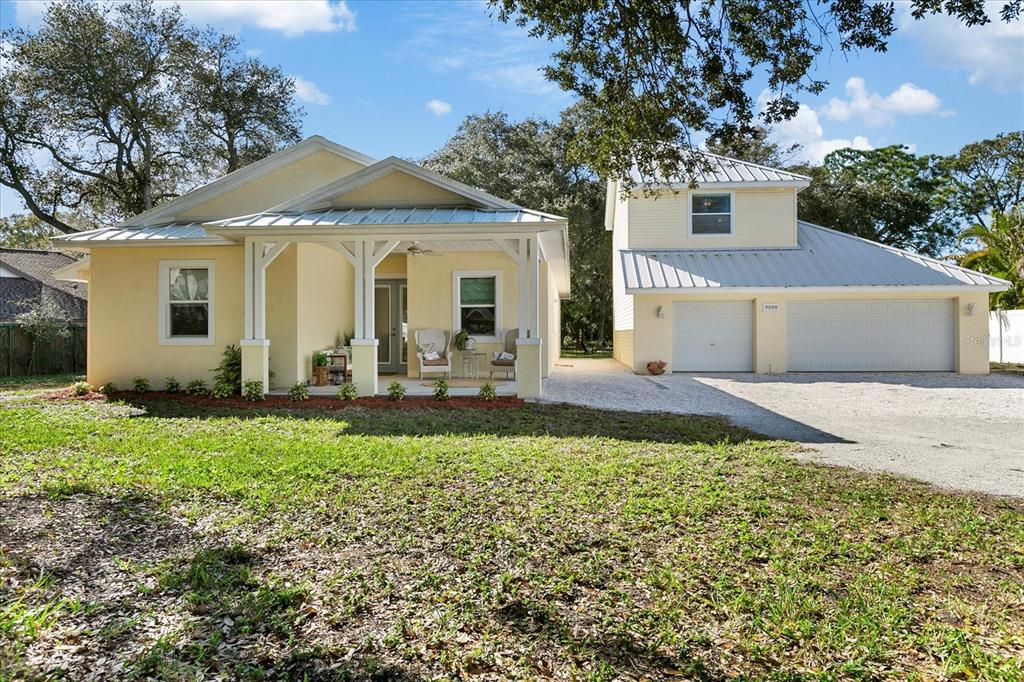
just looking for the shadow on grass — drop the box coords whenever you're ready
[113,395,774,445]
[0,492,418,681]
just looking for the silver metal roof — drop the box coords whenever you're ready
[620,222,1010,291]
[631,150,811,185]
[207,206,561,228]
[56,222,223,244]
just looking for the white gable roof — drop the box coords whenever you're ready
[122,136,377,226]
[620,222,1010,292]
[271,156,520,212]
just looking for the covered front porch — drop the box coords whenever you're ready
[205,207,568,399]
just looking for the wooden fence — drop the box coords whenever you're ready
[0,323,87,377]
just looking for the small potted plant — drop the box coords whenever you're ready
[313,351,330,386]
[453,329,476,352]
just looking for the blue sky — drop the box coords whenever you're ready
[1,0,1022,217]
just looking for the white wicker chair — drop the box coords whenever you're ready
[489,329,518,380]
[414,329,452,380]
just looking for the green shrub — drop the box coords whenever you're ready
[212,380,235,399]
[132,377,150,393]
[211,344,242,395]
[336,382,358,401]
[98,382,116,395]
[70,381,93,397]
[313,350,330,367]
[478,382,497,401]
[387,380,406,401]
[433,377,449,401]
[288,382,310,401]
[185,379,209,397]
[242,380,265,402]
[164,377,181,393]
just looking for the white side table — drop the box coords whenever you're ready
[460,351,485,379]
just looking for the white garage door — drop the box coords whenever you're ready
[787,299,955,371]
[672,301,754,371]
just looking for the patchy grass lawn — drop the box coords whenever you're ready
[560,349,613,359]
[1,387,1022,680]
[0,373,85,391]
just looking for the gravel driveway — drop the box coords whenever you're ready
[544,359,1024,497]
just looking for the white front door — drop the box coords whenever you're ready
[672,301,754,371]
[787,299,955,371]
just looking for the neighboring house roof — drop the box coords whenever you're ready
[629,150,811,188]
[0,247,88,321]
[619,221,1011,293]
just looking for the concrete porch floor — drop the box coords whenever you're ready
[270,375,517,397]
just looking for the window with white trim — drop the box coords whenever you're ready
[690,193,733,235]
[159,260,215,345]
[453,271,500,339]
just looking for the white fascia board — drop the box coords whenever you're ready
[604,179,616,231]
[642,180,811,191]
[205,221,566,240]
[116,136,377,227]
[624,284,1010,295]
[53,238,235,250]
[52,257,91,282]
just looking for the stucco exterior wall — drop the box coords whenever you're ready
[86,244,560,387]
[626,187,797,250]
[612,330,634,369]
[177,151,365,221]
[86,245,243,387]
[628,290,992,375]
[331,171,468,208]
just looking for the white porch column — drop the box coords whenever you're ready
[241,238,288,393]
[516,236,543,399]
[351,239,376,396]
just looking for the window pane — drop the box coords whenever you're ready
[169,268,209,301]
[459,277,495,305]
[169,303,209,336]
[692,213,732,234]
[692,194,731,214]
[460,306,495,336]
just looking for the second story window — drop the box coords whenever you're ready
[690,193,733,235]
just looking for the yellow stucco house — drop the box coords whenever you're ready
[53,136,570,398]
[609,152,1009,375]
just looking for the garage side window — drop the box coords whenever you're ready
[690,193,733,235]
[453,271,500,341]
[159,260,215,345]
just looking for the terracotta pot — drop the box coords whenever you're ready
[313,365,329,386]
[647,360,667,376]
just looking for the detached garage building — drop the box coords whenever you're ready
[608,153,1009,375]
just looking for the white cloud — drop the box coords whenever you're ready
[472,64,564,98]
[171,1,356,37]
[244,48,262,58]
[425,99,452,117]
[898,4,1024,93]
[12,1,45,26]
[822,77,944,126]
[401,5,569,104]
[14,1,357,37]
[763,96,873,164]
[292,76,330,105]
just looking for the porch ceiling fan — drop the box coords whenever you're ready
[404,241,441,257]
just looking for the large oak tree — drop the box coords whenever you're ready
[492,0,1022,186]
[0,0,302,234]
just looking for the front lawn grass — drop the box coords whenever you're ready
[1,390,1022,680]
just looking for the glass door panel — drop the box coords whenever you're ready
[400,284,409,365]
[375,285,391,365]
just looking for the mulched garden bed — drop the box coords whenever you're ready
[47,389,524,410]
